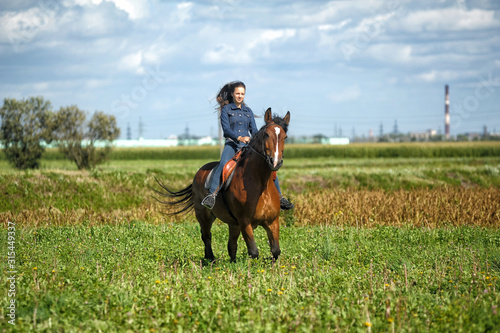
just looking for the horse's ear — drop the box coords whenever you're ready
[284,111,290,126]
[264,108,273,124]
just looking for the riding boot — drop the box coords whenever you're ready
[280,196,294,210]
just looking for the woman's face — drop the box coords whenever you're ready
[232,86,245,105]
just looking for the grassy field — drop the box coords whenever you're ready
[1,154,499,228]
[1,223,499,332]
[1,142,500,331]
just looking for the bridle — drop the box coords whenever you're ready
[249,124,285,172]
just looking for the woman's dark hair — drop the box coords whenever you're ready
[216,81,246,110]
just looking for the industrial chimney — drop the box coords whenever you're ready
[445,85,450,139]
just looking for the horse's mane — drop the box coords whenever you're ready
[270,114,289,134]
[247,114,288,152]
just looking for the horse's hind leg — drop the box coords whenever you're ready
[195,209,216,261]
[227,224,241,262]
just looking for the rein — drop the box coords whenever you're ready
[248,129,284,171]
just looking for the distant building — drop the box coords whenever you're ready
[328,137,350,145]
[409,129,438,141]
[112,136,218,147]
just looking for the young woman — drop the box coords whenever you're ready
[201,81,294,210]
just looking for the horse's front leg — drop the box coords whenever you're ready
[240,223,259,259]
[227,224,241,262]
[264,218,281,260]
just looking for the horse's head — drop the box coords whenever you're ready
[251,108,290,171]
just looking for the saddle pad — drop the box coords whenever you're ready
[204,167,216,190]
[204,150,243,190]
[204,165,236,191]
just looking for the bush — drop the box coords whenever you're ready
[0,97,55,169]
[52,106,120,169]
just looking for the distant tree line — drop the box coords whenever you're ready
[0,96,120,170]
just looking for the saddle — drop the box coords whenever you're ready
[205,148,277,190]
[205,149,243,190]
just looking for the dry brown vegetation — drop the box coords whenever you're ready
[293,187,500,227]
[3,185,499,228]
[0,203,172,228]
[2,147,499,228]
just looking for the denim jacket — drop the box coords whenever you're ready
[220,103,258,143]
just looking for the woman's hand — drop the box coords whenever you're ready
[237,136,251,144]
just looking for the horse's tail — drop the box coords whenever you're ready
[152,176,194,215]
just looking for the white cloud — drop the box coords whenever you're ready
[400,8,499,32]
[71,0,102,5]
[1,0,500,138]
[118,51,144,74]
[203,44,253,65]
[328,86,361,103]
[32,82,50,92]
[259,29,296,43]
[352,11,397,35]
[202,28,297,65]
[365,44,413,64]
[67,0,149,20]
[85,78,111,89]
[106,0,148,20]
[413,69,479,83]
[174,2,193,25]
[0,6,57,45]
[248,28,297,52]
[318,19,351,31]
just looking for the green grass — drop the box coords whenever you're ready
[1,142,499,164]
[1,157,500,215]
[2,223,499,332]
[1,143,499,331]
[280,156,500,190]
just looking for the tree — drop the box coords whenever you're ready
[312,133,327,144]
[53,106,120,169]
[0,97,55,169]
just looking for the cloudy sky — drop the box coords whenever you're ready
[1,0,499,139]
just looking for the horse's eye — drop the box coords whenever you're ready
[264,133,270,139]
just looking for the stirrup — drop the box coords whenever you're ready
[202,193,216,209]
[280,196,294,210]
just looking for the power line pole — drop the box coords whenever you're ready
[445,84,450,139]
[138,117,144,139]
[127,123,132,140]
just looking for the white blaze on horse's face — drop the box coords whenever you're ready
[273,127,281,168]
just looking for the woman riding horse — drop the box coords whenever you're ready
[154,88,292,261]
[201,81,294,211]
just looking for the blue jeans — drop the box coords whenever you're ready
[208,141,282,195]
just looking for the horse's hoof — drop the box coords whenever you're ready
[202,257,216,266]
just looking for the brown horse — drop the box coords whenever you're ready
[155,108,290,262]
